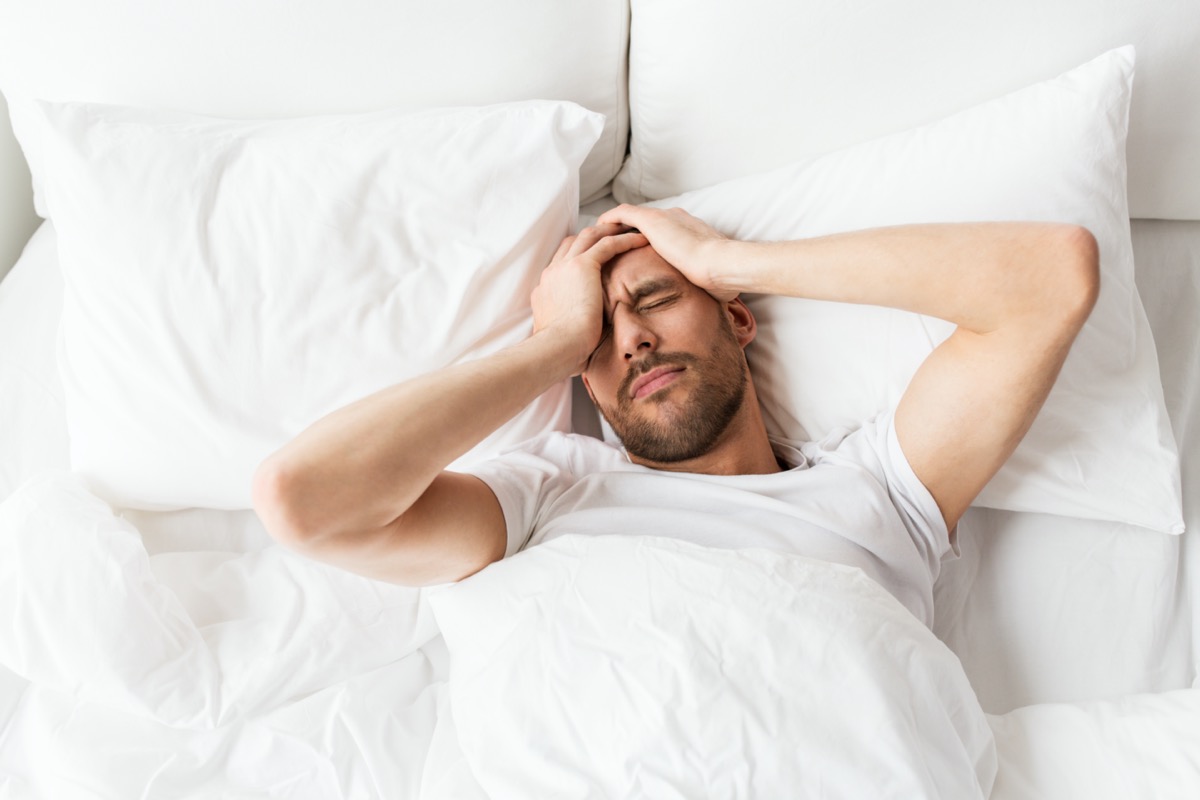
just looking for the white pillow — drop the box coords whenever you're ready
[615,0,1200,219]
[430,535,997,798]
[647,47,1184,535]
[0,0,629,206]
[35,99,603,510]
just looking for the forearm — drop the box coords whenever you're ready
[254,330,577,541]
[713,222,1098,333]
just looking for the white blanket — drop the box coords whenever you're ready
[0,470,996,797]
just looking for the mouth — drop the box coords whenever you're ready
[629,365,685,400]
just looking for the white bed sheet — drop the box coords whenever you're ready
[935,508,1189,710]
[989,688,1200,799]
[0,218,1197,796]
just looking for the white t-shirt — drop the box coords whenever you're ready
[468,409,956,626]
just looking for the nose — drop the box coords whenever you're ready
[612,304,657,361]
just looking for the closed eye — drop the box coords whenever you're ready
[637,294,679,313]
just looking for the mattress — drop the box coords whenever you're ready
[0,217,1197,796]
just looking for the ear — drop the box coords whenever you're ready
[724,297,757,348]
[580,371,597,404]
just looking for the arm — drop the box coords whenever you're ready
[597,205,1099,532]
[252,225,646,585]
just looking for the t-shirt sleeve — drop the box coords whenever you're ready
[817,408,957,572]
[462,433,576,558]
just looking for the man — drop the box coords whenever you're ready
[252,205,1098,625]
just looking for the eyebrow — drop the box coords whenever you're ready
[606,277,680,319]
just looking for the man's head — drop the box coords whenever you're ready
[580,244,759,466]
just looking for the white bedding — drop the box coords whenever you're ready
[1,219,1198,795]
[0,475,996,797]
[1,474,1196,797]
[1133,220,1200,681]
[0,472,448,798]
[1,1,1198,794]
[989,690,1200,800]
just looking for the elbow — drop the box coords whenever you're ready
[252,458,319,550]
[1055,224,1100,327]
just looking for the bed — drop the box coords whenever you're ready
[0,1,1197,797]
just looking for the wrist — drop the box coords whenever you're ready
[526,323,596,378]
[706,238,758,298]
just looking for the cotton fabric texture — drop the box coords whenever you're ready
[29,100,602,509]
[430,534,997,799]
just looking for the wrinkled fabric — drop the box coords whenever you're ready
[432,534,997,799]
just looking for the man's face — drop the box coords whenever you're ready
[581,246,752,464]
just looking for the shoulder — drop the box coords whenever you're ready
[802,410,953,551]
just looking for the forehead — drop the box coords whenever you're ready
[602,245,689,297]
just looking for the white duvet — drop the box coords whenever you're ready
[0,471,1007,798]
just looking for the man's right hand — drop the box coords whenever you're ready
[531,223,647,374]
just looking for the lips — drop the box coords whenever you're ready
[629,365,685,400]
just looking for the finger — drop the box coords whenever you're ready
[567,222,634,259]
[596,203,653,229]
[551,234,576,263]
[575,221,633,243]
[582,230,649,265]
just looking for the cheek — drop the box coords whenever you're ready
[583,364,621,409]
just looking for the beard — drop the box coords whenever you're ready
[596,316,748,464]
